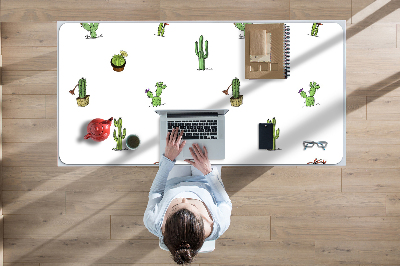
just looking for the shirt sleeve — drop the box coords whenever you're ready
[204,166,232,237]
[143,153,175,237]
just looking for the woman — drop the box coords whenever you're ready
[144,127,232,264]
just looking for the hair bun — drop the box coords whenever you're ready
[179,243,191,250]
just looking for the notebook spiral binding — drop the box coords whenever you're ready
[284,24,291,78]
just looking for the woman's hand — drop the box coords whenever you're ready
[184,143,212,176]
[165,127,186,161]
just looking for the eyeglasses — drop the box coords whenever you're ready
[303,141,328,150]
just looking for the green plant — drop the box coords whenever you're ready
[299,81,320,107]
[267,117,280,151]
[78,78,86,98]
[146,82,167,107]
[111,50,128,66]
[232,77,240,98]
[113,118,126,151]
[311,23,322,36]
[234,23,252,37]
[195,35,208,70]
[81,23,99,38]
[158,23,169,36]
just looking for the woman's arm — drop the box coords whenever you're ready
[204,167,232,237]
[143,153,175,236]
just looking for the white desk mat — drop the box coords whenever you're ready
[57,21,345,166]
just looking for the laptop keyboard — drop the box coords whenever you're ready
[168,120,218,139]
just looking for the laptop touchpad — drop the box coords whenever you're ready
[183,140,208,159]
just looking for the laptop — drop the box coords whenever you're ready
[155,109,229,160]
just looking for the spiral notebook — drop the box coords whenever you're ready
[245,23,290,79]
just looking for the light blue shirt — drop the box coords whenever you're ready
[143,153,232,244]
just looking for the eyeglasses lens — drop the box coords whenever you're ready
[317,142,327,148]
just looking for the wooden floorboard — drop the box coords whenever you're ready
[1,70,57,95]
[4,238,317,264]
[290,0,352,20]
[0,0,161,22]
[2,166,338,192]
[159,0,290,20]
[1,0,400,265]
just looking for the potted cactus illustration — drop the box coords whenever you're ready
[111,50,128,72]
[234,23,253,38]
[146,82,167,107]
[267,117,280,151]
[157,23,169,37]
[228,77,243,107]
[69,78,90,107]
[195,35,208,70]
[113,118,127,151]
[299,81,320,107]
[80,23,102,39]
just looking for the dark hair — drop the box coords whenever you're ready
[162,208,206,264]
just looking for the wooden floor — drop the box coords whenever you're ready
[1,0,400,265]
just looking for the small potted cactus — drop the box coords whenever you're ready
[69,78,90,107]
[229,77,243,107]
[111,50,128,72]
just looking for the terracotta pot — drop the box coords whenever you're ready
[111,59,126,72]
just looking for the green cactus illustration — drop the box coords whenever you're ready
[311,23,322,36]
[157,23,169,36]
[299,81,320,107]
[232,77,240,98]
[195,35,208,70]
[267,117,280,151]
[234,23,253,37]
[226,77,243,107]
[78,78,86,98]
[70,77,90,107]
[81,23,99,38]
[113,118,126,151]
[146,82,167,107]
[111,50,128,67]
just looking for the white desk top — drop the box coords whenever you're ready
[57,21,345,166]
